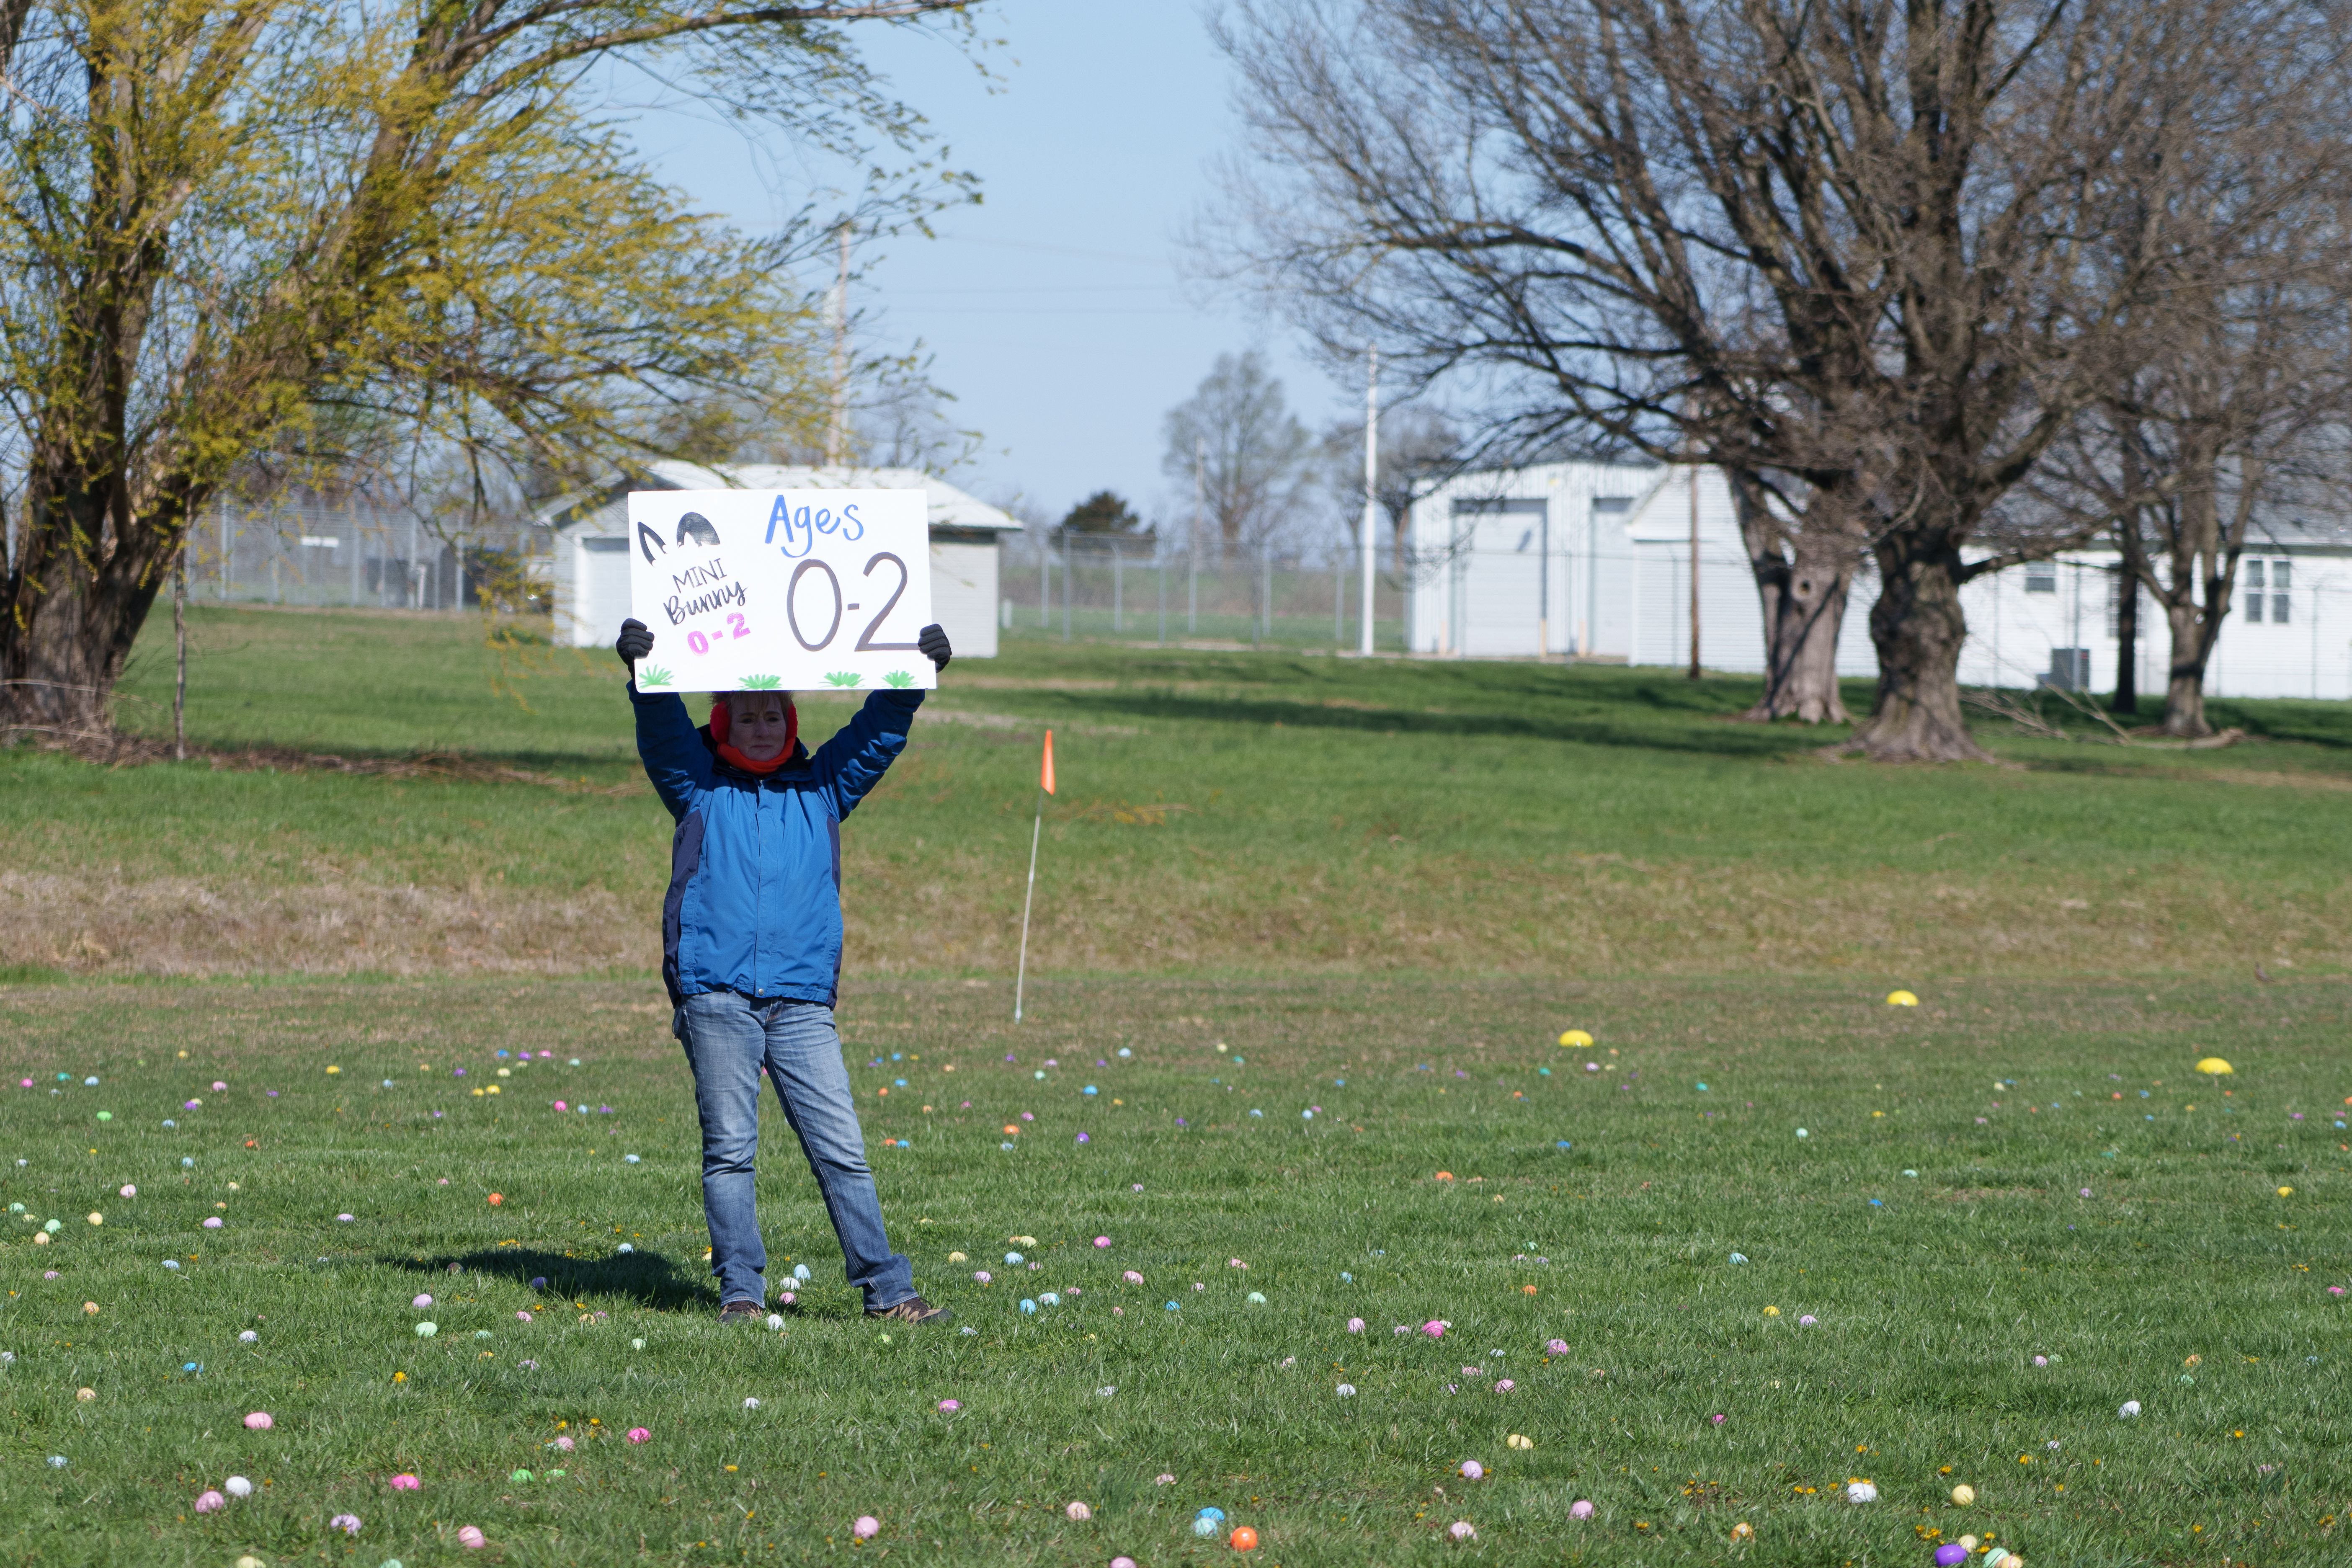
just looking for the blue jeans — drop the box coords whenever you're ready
[673,991,915,1312]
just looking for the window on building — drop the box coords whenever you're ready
[2242,559,2264,622]
[2106,572,2152,639]
[2272,558,2292,623]
[2024,560,2056,594]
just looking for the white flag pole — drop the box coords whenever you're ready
[1013,784,1044,1024]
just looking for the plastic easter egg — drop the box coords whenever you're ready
[195,1489,226,1513]
[1336,1383,1356,1397]
[1112,1558,1137,1568]
[1229,1526,1259,1551]
[1066,1501,1093,1522]
[331,1513,362,1535]
[1246,1292,1267,1305]
[1197,1506,1225,1522]
[2196,1057,2232,1075]
[225,1475,255,1498]
[1937,1547,1969,1567]
[1193,1516,1220,1537]
[1449,1521,1475,1541]
[114,1185,133,1199]
[457,1524,487,1549]
[1094,1236,1111,1248]
[1558,1029,1593,1047]
[1039,1292,1060,1307]
[1347,1317,1365,1333]
[1019,1299,1038,1314]
[627,1426,651,1443]
[1951,1484,1975,1505]
[793,1264,812,1282]
[413,1294,433,1308]
[852,1516,880,1540]
[1459,1460,1483,1480]
[1730,1521,1754,1541]
[938,1399,960,1411]
[2119,1400,2142,1417]
[1507,1434,1532,1450]
[1005,1252,1024,1266]
[1846,1481,1877,1503]
[765,1314,785,1331]
[85,1212,101,1226]
[389,1474,421,1491]
[243,1411,273,1429]
[415,1321,438,1337]
[1423,1320,1446,1338]
[1887,990,1919,1006]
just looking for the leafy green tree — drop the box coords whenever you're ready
[1057,490,1147,537]
[0,0,978,732]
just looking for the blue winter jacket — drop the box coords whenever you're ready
[630,682,923,1008]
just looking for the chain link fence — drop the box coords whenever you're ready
[1005,534,1406,650]
[181,499,548,611]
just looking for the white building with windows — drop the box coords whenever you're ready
[539,461,1021,659]
[1407,462,2352,698]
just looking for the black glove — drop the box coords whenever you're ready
[616,617,654,668]
[917,623,951,672]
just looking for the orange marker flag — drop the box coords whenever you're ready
[1040,728,1056,795]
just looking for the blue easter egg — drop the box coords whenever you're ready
[1192,1516,1218,1537]
[1165,1301,1181,1311]
[1005,1252,1023,1266]
[1019,1299,1037,1315]
[1198,1506,1226,1522]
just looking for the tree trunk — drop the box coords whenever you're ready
[0,482,176,737]
[1852,535,1991,762]
[2110,565,2138,717]
[2160,594,2215,738]
[1733,481,1855,722]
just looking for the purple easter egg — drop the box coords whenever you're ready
[1936,1546,1969,1567]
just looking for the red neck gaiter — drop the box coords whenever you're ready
[709,697,798,776]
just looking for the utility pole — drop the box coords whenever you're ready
[1190,435,1204,635]
[1686,464,1702,679]
[172,542,188,761]
[828,223,851,468]
[1359,346,1378,657]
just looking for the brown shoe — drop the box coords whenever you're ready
[865,1294,952,1326]
[717,1299,765,1324]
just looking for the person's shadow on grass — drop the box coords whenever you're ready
[383,1248,712,1312]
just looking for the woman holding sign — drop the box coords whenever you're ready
[616,613,954,1325]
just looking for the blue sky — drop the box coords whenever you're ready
[641,3,1342,529]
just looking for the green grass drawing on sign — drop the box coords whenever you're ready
[738,673,782,690]
[636,664,672,688]
[883,670,914,688]
[824,671,862,687]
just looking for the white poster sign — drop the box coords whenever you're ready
[625,489,936,694]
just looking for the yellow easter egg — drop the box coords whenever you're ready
[1950,1483,1975,1505]
[1886,990,1919,1007]
[1558,1029,1594,1048]
[2196,1057,2233,1075]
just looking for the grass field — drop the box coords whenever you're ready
[8,605,2352,1563]
[3,972,2349,1565]
[4,604,2349,981]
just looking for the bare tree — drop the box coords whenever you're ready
[1211,0,2347,758]
[1321,403,1457,557]
[1161,350,1317,556]
[2029,126,2352,736]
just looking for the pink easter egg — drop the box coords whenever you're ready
[330,1513,362,1536]
[516,1311,533,1322]
[1545,1338,1569,1354]
[457,1524,486,1549]
[203,1217,224,1229]
[1459,1460,1483,1479]
[118,1184,136,1198]
[1493,1379,1515,1393]
[1122,1270,1143,1284]
[1423,1320,1446,1338]
[1347,1318,1365,1333]
[390,1474,421,1491]
[1570,1499,1595,1519]
[554,1101,567,1112]
[1449,1521,1476,1541]
[414,1294,433,1308]
[212,1081,227,1091]
[938,1399,961,1411]
[1094,1236,1111,1248]
[1114,1558,1139,1568]
[243,1411,273,1430]
[553,1436,574,1451]
[778,1290,797,1305]
[194,1489,225,1513]
[627,1426,651,1443]
[853,1515,880,1539]
[1066,1501,1093,1522]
